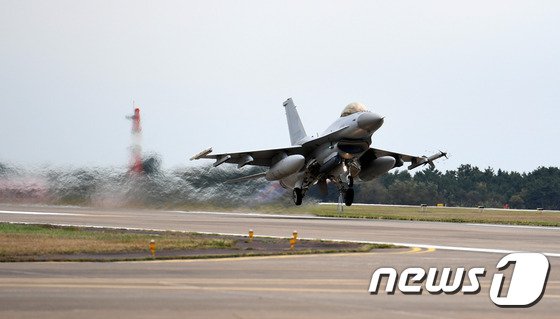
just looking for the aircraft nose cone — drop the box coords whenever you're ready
[357,112,384,132]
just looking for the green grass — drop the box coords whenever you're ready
[307,204,560,226]
[0,223,395,262]
[155,201,560,227]
[0,223,234,257]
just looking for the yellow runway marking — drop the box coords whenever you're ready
[1,282,558,298]
[0,278,365,285]
[1,277,557,296]
[0,278,367,293]
[393,247,436,254]
[0,282,366,293]
[416,247,437,254]
[395,247,422,254]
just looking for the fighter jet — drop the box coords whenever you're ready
[191,98,446,206]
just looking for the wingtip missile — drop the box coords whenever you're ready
[190,147,213,161]
[427,150,448,162]
[407,150,448,170]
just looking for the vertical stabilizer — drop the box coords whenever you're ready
[283,98,307,145]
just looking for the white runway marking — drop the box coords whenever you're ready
[464,223,560,231]
[0,210,84,216]
[167,210,340,220]
[169,210,560,230]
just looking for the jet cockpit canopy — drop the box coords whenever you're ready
[340,102,369,117]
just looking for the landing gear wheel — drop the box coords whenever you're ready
[293,188,303,206]
[344,188,354,206]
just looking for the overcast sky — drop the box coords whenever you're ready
[1,1,559,173]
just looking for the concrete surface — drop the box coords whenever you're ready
[1,204,559,318]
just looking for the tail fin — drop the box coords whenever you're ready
[283,98,307,145]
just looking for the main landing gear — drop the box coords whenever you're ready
[343,176,354,206]
[293,188,303,206]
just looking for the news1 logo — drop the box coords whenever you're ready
[368,253,550,307]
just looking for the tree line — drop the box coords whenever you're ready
[2,162,560,209]
[340,165,560,210]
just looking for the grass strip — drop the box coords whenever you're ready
[0,223,234,257]
[308,205,560,227]
[0,223,393,262]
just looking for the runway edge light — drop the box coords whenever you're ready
[149,239,156,257]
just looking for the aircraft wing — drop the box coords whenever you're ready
[190,146,303,168]
[370,148,447,170]
[191,126,349,168]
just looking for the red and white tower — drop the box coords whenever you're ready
[126,102,143,173]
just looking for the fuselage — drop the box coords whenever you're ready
[315,111,384,163]
[279,110,384,191]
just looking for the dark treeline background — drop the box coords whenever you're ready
[1,161,560,210]
[337,165,560,210]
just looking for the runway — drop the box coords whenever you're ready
[1,204,559,318]
[1,204,559,255]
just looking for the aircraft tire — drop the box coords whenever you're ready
[344,188,354,206]
[293,188,303,206]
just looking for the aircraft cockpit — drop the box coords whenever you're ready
[340,102,370,117]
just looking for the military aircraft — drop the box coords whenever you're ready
[191,98,446,206]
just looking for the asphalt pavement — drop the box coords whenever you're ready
[0,204,558,318]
